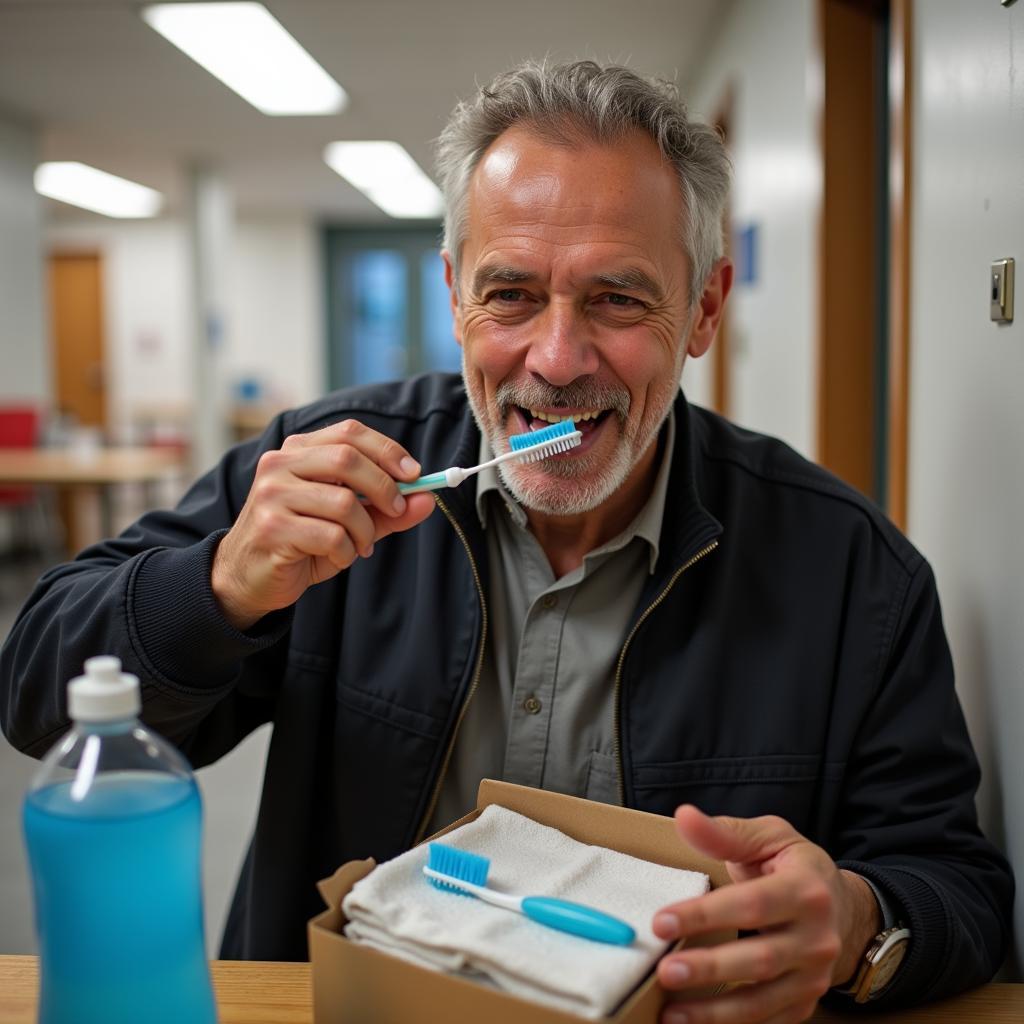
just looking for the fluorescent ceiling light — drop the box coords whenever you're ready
[141,2,346,116]
[34,162,163,218]
[324,142,444,219]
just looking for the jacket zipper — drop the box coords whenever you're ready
[412,494,489,844]
[613,539,719,805]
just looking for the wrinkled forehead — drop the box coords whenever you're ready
[462,124,689,278]
[470,123,682,220]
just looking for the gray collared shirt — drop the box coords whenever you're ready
[427,407,677,833]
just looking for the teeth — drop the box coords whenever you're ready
[527,408,602,423]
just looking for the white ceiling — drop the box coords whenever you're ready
[0,0,729,221]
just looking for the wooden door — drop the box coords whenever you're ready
[816,0,911,520]
[817,0,885,500]
[48,252,107,429]
[47,252,107,553]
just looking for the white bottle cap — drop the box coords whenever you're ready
[68,656,141,723]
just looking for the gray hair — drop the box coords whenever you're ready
[436,59,731,304]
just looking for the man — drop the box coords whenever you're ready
[1,61,1012,1023]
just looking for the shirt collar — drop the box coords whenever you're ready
[475,404,677,575]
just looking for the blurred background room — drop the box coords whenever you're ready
[0,0,1021,972]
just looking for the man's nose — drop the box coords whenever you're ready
[522,302,600,386]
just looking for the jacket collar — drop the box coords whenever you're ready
[658,389,724,573]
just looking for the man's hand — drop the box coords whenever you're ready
[212,419,436,630]
[653,806,881,1024]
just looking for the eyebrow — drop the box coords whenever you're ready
[471,264,665,303]
[471,265,535,295]
[591,268,665,303]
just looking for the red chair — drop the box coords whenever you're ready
[0,405,40,506]
[0,405,61,562]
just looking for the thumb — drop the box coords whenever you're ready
[674,805,799,868]
[370,492,436,541]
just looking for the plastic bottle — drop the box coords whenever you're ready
[21,657,217,1024]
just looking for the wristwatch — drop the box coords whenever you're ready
[838,925,912,1003]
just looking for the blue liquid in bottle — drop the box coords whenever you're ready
[21,657,217,1024]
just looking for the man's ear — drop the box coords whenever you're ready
[442,250,463,347]
[687,257,734,360]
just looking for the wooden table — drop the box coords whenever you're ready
[0,446,184,553]
[0,956,1020,1023]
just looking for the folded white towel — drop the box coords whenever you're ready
[342,805,709,1019]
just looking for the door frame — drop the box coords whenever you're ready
[814,0,912,525]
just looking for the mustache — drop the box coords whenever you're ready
[495,378,630,425]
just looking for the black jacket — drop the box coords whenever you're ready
[1,374,1012,1007]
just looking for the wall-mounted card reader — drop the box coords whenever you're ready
[990,259,1014,323]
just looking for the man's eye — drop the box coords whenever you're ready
[493,289,525,303]
[603,293,644,307]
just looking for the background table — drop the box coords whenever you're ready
[0,956,1021,1023]
[0,446,183,554]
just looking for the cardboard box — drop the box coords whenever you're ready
[308,780,735,1023]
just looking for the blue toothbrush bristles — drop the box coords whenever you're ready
[426,843,490,895]
[508,418,581,463]
[508,418,575,451]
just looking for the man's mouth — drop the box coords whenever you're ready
[512,405,614,458]
[518,406,612,431]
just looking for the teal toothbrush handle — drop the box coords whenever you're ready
[397,472,449,496]
[357,471,449,504]
[520,896,635,945]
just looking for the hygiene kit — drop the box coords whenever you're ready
[311,781,734,1024]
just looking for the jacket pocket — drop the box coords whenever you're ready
[631,755,844,829]
[336,682,447,741]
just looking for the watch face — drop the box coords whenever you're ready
[868,932,910,997]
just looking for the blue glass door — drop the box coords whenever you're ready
[325,228,458,388]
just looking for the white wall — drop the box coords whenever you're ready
[44,218,193,438]
[43,213,323,445]
[0,111,49,404]
[686,0,819,461]
[906,0,1023,974]
[226,216,323,412]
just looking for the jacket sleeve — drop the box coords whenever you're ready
[827,559,1014,1009]
[0,418,294,768]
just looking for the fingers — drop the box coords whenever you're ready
[656,811,844,1024]
[660,967,830,1024]
[211,421,432,627]
[272,440,412,519]
[285,482,379,558]
[657,930,837,992]
[654,871,831,941]
[282,418,421,483]
[674,806,799,867]
[286,512,362,572]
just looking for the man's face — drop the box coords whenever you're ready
[447,124,702,517]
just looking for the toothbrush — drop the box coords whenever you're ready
[423,842,636,946]
[395,418,582,497]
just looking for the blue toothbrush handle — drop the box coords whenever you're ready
[520,896,635,945]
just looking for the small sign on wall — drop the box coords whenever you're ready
[733,223,759,287]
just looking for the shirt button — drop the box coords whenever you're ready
[541,594,558,610]
[523,695,542,714]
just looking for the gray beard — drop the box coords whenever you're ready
[462,357,676,517]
